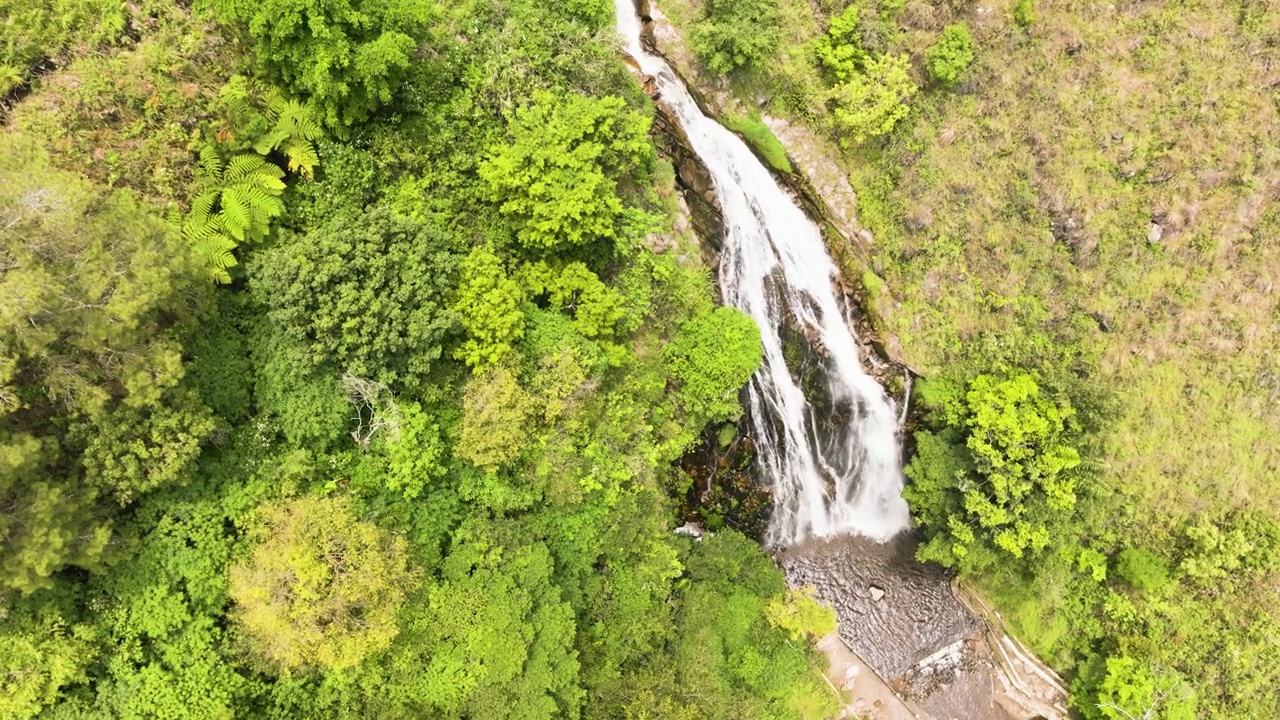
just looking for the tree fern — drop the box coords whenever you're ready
[183,191,238,284]
[184,152,287,282]
[257,90,323,178]
[186,81,322,282]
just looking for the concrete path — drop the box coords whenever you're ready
[817,633,918,720]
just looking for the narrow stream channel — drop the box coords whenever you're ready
[614,3,1017,718]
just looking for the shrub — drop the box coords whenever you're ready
[690,0,782,75]
[1115,547,1171,592]
[925,24,976,88]
[1013,0,1035,27]
[827,53,918,145]
[665,306,763,422]
[905,371,1083,573]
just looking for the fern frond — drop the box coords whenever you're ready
[192,232,238,284]
[254,172,287,192]
[242,183,285,218]
[197,146,224,181]
[253,128,290,156]
[220,187,252,241]
[187,190,220,224]
[224,153,272,183]
[277,99,323,141]
[282,139,320,178]
[182,215,224,244]
[263,86,288,121]
[219,75,257,120]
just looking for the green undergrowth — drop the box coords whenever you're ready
[0,1,844,718]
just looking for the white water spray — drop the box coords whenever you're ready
[616,1,911,545]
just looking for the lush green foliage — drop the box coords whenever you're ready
[924,24,975,87]
[0,3,839,719]
[204,0,435,130]
[0,133,212,592]
[825,53,917,145]
[905,371,1082,571]
[455,245,528,368]
[253,207,460,391]
[691,0,783,75]
[1095,656,1197,720]
[665,307,764,423]
[479,92,654,254]
[229,495,415,672]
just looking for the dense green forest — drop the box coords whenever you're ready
[0,1,844,718]
[658,0,1280,716]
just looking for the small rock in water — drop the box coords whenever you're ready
[869,585,886,602]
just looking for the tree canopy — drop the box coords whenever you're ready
[665,306,764,423]
[479,92,653,254]
[0,3,844,718]
[204,0,436,130]
[253,207,460,391]
[229,495,416,673]
[905,370,1082,572]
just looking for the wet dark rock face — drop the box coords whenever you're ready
[778,534,1011,720]
[650,104,724,246]
[675,429,773,540]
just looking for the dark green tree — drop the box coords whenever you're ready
[205,0,436,130]
[690,0,782,75]
[253,207,460,393]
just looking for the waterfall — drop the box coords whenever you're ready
[616,0,911,546]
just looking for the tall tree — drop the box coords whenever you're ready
[253,207,460,393]
[479,92,652,254]
[1,134,211,592]
[905,370,1083,572]
[205,0,437,130]
[229,495,417,673]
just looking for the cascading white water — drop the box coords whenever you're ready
[616,0,911,545]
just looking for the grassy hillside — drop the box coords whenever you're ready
[658,0,1280,716]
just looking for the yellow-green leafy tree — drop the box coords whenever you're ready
[229,495,417,673]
